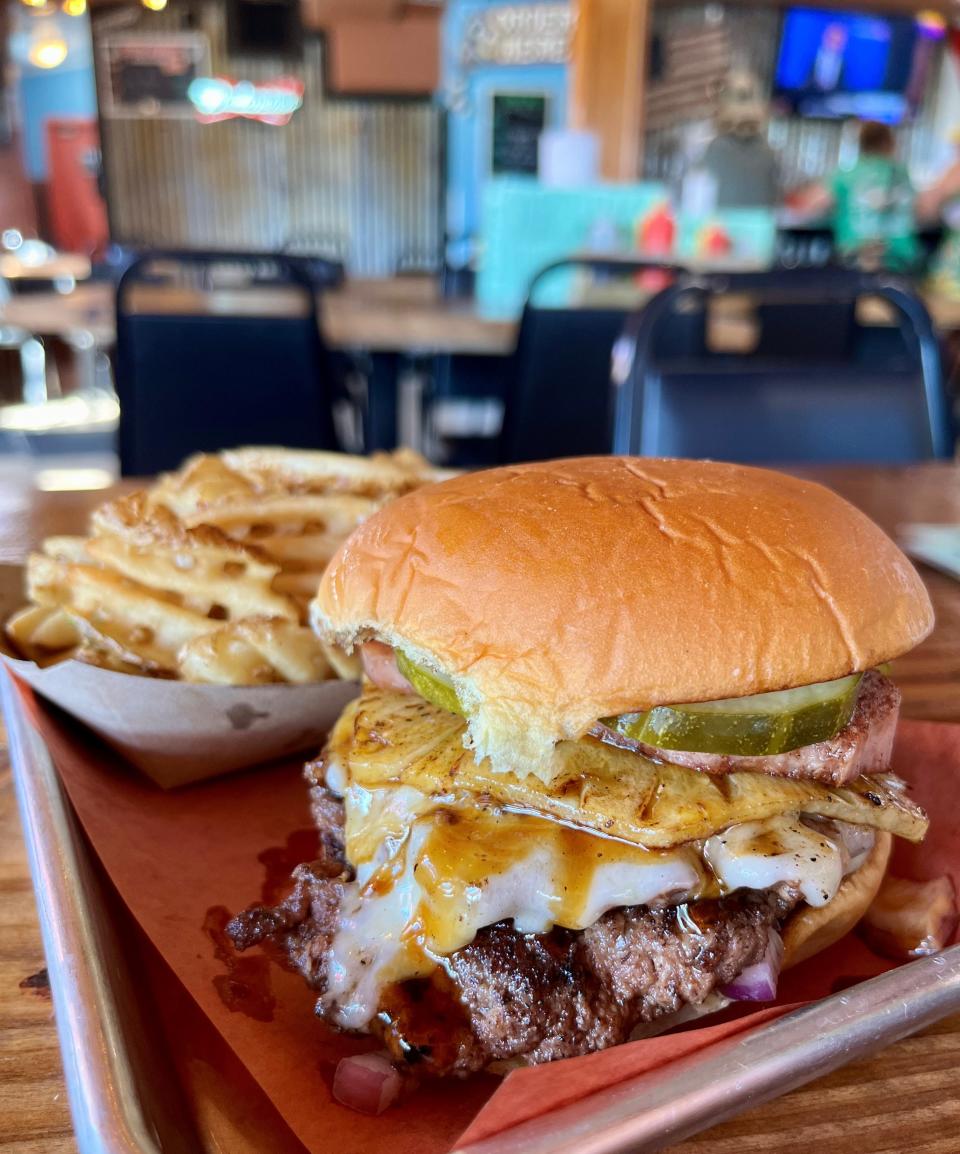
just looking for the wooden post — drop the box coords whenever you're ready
[571,0,651,180]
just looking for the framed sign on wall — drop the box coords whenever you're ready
[99,33,211,119]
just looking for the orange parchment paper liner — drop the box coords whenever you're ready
[15,679,960,1154]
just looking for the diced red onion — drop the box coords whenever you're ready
[332,1052,403,1115]
[721,929,783,1002]
[360,642,413,693]
[859,875,958,961]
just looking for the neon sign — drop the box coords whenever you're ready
[187,76,304,125]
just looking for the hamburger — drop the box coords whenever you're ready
[228,457,931,1082]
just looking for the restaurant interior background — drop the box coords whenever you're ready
[1,0,959,484]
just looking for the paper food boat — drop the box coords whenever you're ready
[0,564,357,788]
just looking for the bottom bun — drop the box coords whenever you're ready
[782,831,893,969]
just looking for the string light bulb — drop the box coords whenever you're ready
[28,34,68,68]
[19,0,49,9]
[62,0,86,16]
[141,0,168,11]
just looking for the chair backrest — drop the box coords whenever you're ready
[498,258,686,464]
[612,268,952,464]
[115,251,342,475]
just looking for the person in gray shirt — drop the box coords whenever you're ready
[701,69,780,209]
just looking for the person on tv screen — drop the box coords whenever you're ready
[811,21,849,92]
[792,120,918,270]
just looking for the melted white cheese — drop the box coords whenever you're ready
[322,777,873,1028]
[324,815,704,1030]
[704,815,844,908]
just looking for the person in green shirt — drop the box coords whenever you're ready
[916,131,960,296]
[796,120,919,271]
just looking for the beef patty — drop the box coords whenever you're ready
[227,787,796,1075]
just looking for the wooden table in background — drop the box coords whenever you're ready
[3,464,960,1153]
[5,277,960,359]
[0,278,518,357]
[0,253,92,286]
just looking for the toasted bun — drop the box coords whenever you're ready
[312,458,932,779]
[782,831,892,968]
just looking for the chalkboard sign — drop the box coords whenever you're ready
[490,93,548,176]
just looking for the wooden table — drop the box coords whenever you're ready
[3,464,960,1153]
[0,278,519,357]
[0,253,91,285]
[0,278,517,451]
[5,276,960,360]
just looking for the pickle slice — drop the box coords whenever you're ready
[607,674,864,757]
[396,651,463,715]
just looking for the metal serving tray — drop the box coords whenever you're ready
[7,668,960,1154]
[5,668,175,1154]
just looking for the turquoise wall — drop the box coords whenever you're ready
[442,0,571,265]
[19,64,97,181]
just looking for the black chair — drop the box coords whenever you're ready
[423,353,508,467]
[115,251,344,475]
[612,268,952,463]
[497,258,686,464]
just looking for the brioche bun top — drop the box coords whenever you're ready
[312,457,932,779]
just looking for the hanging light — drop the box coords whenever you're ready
[62,0,86,15]
[28,34,68,68]
[19,0,49,9]
[9,4,88,71]
[141,0,168,11]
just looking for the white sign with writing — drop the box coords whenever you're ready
[462,4,575,67]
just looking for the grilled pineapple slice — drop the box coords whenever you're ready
[328,686,928,849]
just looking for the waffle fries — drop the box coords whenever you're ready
[5,447,450,686]
[148,447,455,620]
[179,618,333,686]
[5,604,84,666]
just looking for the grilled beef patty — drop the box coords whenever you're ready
[227,787,795,1075]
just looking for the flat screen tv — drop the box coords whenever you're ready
[773,7,944,124]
